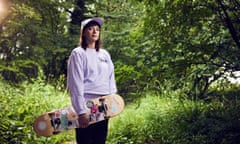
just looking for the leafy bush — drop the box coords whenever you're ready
[0,78,74,143]
[107,92,240,144]
[1,78,240,144]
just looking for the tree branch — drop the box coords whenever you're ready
[217,0,240,49]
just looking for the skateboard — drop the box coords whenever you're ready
[33,94,124,137]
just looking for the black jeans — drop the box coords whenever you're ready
[75,120,108,144]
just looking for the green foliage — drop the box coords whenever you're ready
[137,0,240,98]
[1,0,240,100]
[0,0,74,82]
[0,79,73,143]
[1,0,240,143]
[107,91,240,144]
[1,78,240,143]
[115,63,141,96]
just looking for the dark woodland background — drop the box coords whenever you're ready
[0,0,240,143]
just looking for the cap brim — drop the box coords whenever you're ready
[91,17,103,26]
[81,17,103,30]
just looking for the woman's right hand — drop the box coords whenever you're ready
[78,114,89,128]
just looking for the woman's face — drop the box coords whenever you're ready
[83,24,100,43]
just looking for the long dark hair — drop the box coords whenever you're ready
[79,21,102,51]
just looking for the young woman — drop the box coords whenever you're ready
[67,17,117,144]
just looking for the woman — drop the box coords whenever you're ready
[67,17,117,144]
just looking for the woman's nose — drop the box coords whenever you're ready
[93,28,97,33]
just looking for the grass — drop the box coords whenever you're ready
[107,93,240,144]
[1,79,240,144]
[107,95,181,144]
[0,78,74,144]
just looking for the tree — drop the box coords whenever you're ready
[137,0,240,98]
[0,0,42,81]
[0,0,74,82]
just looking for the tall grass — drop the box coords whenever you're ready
[1,78,240,144]
[0,78,74,144]
[107,92,240,144]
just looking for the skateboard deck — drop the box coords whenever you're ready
[33,94,124,137]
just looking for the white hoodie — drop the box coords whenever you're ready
[67,47,117,115]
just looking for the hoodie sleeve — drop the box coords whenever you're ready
[109,66,117,94]
[105,50,117,94]
[67,49,87,115]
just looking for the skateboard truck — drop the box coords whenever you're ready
[98,99,110,118]
[98,104,106,112]
[51,118,61,127]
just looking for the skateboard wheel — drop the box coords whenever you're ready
[38,121,47,130]
[86,100,94,108]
